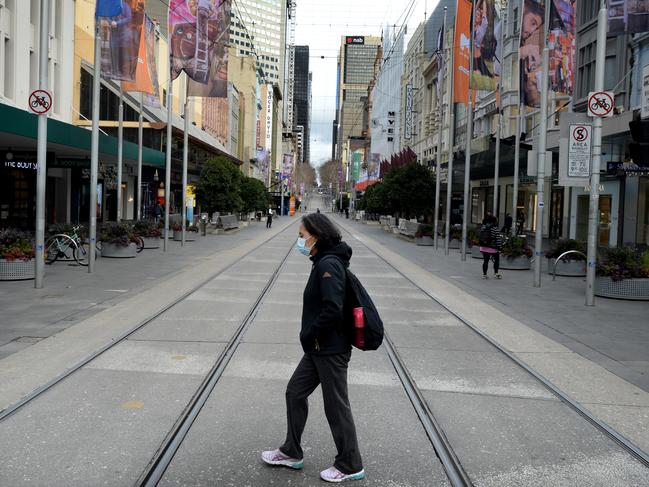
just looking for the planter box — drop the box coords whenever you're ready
[448,239,461,249]
[500,255,531,270]
[142,237,160,249]
[173,232,197,242]
[415,236,434,246]
[547,258,586,277]
[595,277,649,301]
[471,246,483,259]
[0,259,35,280]
[101,242,137,258]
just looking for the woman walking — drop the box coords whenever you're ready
[261,213,365,483]
[479,214,503,279]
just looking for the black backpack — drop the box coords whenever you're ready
[479,224,493,247]
[323,256,384,351]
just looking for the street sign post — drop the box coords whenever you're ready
[587,91,614,118]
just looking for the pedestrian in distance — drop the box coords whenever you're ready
[479,214,503,279]
[345,208,349,219]
[266,207,273,229]
[154,203,162,224]
[502,213,513,234]
[317,208,321,214]
[262,213,365,483]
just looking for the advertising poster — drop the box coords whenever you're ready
[472,0,501,91]
[453,0,472,104]
[96,0,145,82]
[169,0,230,98]
[519,0,545,108]
[122,15,161,107]
[642,64,649,120]
[608,0,649,35]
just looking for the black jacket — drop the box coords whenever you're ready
[300,242,353,355]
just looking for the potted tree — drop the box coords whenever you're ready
[0,229,35,280]
[134,220,161,249]
[596,247,649,300]
[415,224,435,246]
[500,236,533,270]
[99,222,139,258]
[545,239,586,276]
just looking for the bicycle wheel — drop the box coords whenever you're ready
[134,236,145,253]
[45,235,76,264]
[74,241,96,266]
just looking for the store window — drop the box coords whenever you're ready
[638,178,649,245]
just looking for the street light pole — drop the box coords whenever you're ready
[444,17,456,256]
[88,18,102,273]
[136,92,143,220]
[512,109,521,230]
[533,0,552,287]
[493,7,505,218]
[461,1,475,262]
[164,79,173,252]
[34,0,50,288]
[182,91,189,247]
[586,0,608,306]
[116,85,124,222]
[434,7,448,250]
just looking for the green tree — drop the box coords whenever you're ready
[240,176,270,213]
[382,163,435,219]
[363,181,391,215]
[196,157,243,214]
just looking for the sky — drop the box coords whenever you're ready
[294,0,432,168]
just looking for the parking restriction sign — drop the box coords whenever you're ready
[568,124,592,177]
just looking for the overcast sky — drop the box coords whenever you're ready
[294,0,432,167]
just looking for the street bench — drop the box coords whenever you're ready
[398,220,421,239]
[217,214,239,230]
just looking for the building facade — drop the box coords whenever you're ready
[293,45,310,164]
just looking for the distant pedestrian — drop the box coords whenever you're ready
[316,208,321,214]
[262,213,365,483]
[502,213,513,234]
[516,210,526,235]
[479,215,503,279]
[266,207,273,229]
[345,208,349,219]
[154,203,162,224]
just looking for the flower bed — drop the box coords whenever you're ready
[0,229,35,280]
[500,236,532,270]
[596,247,649,300]
[545,239,586,276]
[172,224,199,241]
[99,222,139,258]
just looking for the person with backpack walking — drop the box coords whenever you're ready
[261,213,365,483]
[266,207,273,229]
[479,214,503,279]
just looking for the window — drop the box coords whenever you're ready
[578,0,598,25]
[4,36,13,99]
[512,6,519,35]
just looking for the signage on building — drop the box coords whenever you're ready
[404,84,413,140]
[568,124,592,177]
[642,64,649,120]
[265,85,274,151]
[387,110,396,143]
[346,36,365,45]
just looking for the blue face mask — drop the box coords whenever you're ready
[296,237,312,256]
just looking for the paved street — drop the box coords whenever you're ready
[1,200,648,486]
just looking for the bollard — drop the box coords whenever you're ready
[200,214,207,236]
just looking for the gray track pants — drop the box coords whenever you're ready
[280,351,363,474]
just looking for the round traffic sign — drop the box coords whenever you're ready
[572,125,590,142]
[587,91,614,118]
[29,90,53,115]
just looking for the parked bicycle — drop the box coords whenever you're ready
[45,225,97,266]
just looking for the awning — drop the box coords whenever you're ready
[0,103,165,168]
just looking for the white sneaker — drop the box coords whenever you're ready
[320,466,366,482]
[261,449,304,469]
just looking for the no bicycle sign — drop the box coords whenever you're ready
[587,91,614,118]
[29,90,53,115]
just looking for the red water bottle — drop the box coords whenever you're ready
[353,307,365,349]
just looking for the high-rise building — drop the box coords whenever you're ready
[334,35,381,161]
[293,45,310,164]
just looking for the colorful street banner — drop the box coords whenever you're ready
[453,0,472,104]
[519,0,576,108]
[96,0,145,82]
[122,15,161,107]
[472,0,501,91]
[519,0,545,107]
[351,150,363,182]
[283,154,294,186]
[608,0,649,35]
[169,0,230,98]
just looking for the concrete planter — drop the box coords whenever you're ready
[500,255,531,270]
[448,239,461,249]
[547,258,586,277]
[471,246,483,259]
[173,232,197,242]
[142,237,160,249]
[415,236,434,246]
[101,242,137,258]
[0,259,35,280]
[595,277,649,301]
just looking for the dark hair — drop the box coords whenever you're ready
[302,214,342,250]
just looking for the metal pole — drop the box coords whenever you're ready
[533,1,552,287]
[88,19,101,273]
[164,79,173,252]
[116,85,124,222]
[434,7,447,250]
[444,20,456,256]
[512,108,521,231]
[281,172,285,216]
[182,93,189,246]
[586,0,607,306]
[493,7,505,218]
[461,1,475,262]
[136,92,143,220]
[34,0,50,288]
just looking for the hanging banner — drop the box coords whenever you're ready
[351,150,363,182]
[169,0,230,98]
[608,0,649,35]
[472,0,501,91]
[122,15,161,107]
[548,0,576,99]
[404,84,413,140]
[453,0,472,104]
[519,0,545,108]
[96,0,145,82]
[265,86,274,150]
